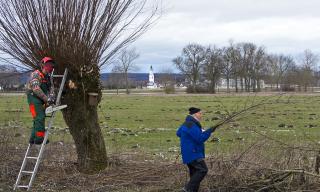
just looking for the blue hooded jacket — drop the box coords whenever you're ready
[176,115,213,164]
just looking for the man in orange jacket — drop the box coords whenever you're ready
[26,57,55,145]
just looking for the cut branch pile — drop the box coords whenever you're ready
[2,138,320,191]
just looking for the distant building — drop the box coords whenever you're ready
[217,79,265,89]
[146,66,157,89]
[100,68,186,89]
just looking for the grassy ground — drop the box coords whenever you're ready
[1,92,320,191]
[1,93,320,157]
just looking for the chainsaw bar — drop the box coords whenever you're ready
[45,105,67,114]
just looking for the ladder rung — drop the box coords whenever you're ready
[26,156,38,159]
[53,75,64,77]
[22,171,34,174]
[17,185,29,188]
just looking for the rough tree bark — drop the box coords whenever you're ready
[61,66,107,172]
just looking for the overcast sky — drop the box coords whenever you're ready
[128,0,320,73]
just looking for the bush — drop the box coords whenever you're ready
[164,85,175,94]
[186,86,209,93]
[281,85,295,92]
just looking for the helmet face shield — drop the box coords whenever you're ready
[40,56,55,73]
[43,62,54,73]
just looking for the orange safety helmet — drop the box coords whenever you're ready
[41,56,53,64]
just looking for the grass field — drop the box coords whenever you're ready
[1,93,320,159]
[2,93,320,191]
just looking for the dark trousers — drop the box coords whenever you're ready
[185,159,208,192]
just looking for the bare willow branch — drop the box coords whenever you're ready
[211,93,286,130]
[0,0,161,71]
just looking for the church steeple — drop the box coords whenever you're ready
[147,65,157,89]
[149,65,154,84]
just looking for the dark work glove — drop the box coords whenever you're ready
[209,125,219,133]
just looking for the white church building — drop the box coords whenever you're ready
[146,65,158,89]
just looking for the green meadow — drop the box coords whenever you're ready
[1,93,320,159]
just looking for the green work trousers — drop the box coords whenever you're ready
[27,93,46,142]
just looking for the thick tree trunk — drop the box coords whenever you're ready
[252,78,257,92]
[209,79,216,93]
[245,78,248,92]
[257,79,261,92]
[125,72,129,94]
[62,68,107,173]
[192,81,196,93]
[240,78,244,92]
[226,76,230,93]
[235,77,238,93]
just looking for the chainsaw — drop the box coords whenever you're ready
[45,105,67,114]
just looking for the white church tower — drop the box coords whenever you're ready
[147,65,157,89]
[149,65,154,84]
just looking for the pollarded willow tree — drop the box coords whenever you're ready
[0,0,160,172]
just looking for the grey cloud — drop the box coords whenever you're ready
[116,0,320,73]
[166,0,320,22]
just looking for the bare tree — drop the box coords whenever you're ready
[113,48,139,94]
[222,42,240,93]
[282,62,299,90]
[0,0,160,172]
[237,43,249,92]
[251,46,267,92]
[203,46,223,93]
[299,49,319,91]
[107,67,125,94]
[301,49,318,69]
[158,68,175,93]
[230,42,242,92]
[268,54,294,90]
[237,43,258,92]
[173,43,206,92]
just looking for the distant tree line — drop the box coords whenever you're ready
[0,72,22,91]
[173,41,319,93]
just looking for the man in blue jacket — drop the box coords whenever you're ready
[177,107,216,192]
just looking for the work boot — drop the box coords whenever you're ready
[34,139,49,145]
[29,138,49,145]
[29,137,35,144]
